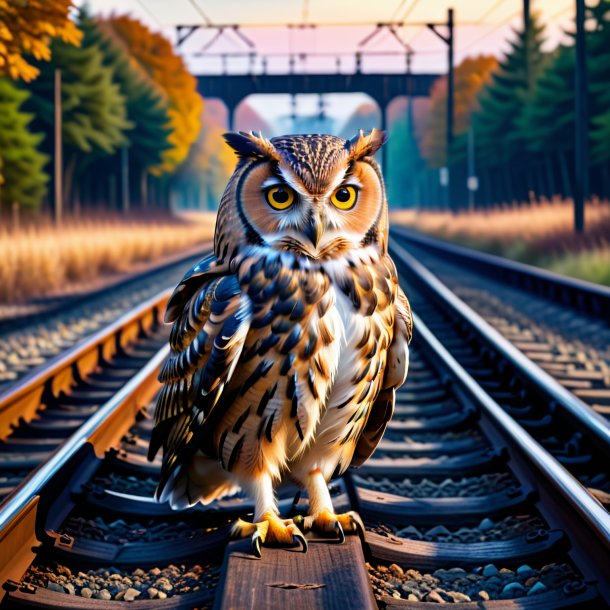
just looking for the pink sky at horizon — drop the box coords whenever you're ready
[82,0,576,74]
[78,1,578,129]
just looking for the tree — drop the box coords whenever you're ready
[80,14,173,206]
[515,2,610,196]
[98,16,203,175]
[0,0,81,81]
[0,77,48,210]
[173,100,235,210]
[474,14,549,203]
[588,1,610,166]
[26,15,131,209]
[419,56,497,169]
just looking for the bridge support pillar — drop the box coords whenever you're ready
[380,101,389,180]
[226,104,237,131]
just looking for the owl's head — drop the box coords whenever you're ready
[215,130,388,262]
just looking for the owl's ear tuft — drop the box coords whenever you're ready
[347,128,387,160]
[223,131,280,161]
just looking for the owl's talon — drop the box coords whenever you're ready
[303,508,364,543]
[293,532,308,553]
[232,513,307,557]
[252,530,263,558]
[346,510,366,541]
[333,520,346,544]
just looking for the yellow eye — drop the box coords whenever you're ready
[265,185,295,210]
[330,185,358,210]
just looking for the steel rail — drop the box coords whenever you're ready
[389,238,610,449]
[413,311,610,546]
[0,288,170,439]
[390,225,610,317]
[0,243,211,335]
[0,346,167,532]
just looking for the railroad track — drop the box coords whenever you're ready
[390,227,610,417]
[0,290,170,503]
[0,249,609,608]
[0,244,212,389]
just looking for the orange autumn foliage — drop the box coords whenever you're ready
[419,55,498,168]
[0,0,82,81]
[98,15,203,175]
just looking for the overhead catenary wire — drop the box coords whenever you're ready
[459,9,522,53]
[188,0,213,26]
[475,0,510,25]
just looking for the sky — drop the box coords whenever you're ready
[78,0,578,128]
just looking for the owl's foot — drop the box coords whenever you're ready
[295,509,365,543]
[230,512,308,558]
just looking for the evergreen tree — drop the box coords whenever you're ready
[474,14,548,202]
[0,77,48,209]
[81,16,172,171]
[589,1,610,165]
[98,15,203,175]
[77,14,172,206]
[386,109,424,208]
[25,16,132,209]
[516,2,610,194]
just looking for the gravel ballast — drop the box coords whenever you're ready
[354,472,518,498]
[23,562,221,601]
[369,514,547,543]
[368,561,581,602]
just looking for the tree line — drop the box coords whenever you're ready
[388,2,610,210]
[0,1,204,216]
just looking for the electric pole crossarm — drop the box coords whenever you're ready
[176,25,201,48]
[426,23,450,45]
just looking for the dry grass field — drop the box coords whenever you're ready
[0,212,216,303]
[390,198,610,287]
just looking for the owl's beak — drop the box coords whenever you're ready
[305,214,323,248]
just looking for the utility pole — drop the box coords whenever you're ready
[54,68,62,225]
[524,0,530,89]
[574,0,588,233]
[467,127,476,210]
[428,9,454,210]
[121,146,130,214]
[447,8,454,180]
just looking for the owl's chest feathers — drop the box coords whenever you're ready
[217,250,395,474]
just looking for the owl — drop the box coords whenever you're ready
[148,129,412,557]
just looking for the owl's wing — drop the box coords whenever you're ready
[350,286,412,467]
[148,254,252,496]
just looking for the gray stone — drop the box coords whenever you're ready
[147,587,159,599]
[426,525,451,537]
[517,565,536,577]
[447,591,471,602]
[123,588,141,602]
[478,518,494,531]
[47,582,64,593]
[425,590,446,603]
[502,582,526,597]
[527,582,547,596]
[389,564,404,577]
[482,564,499,577]
[94,589,112,600]
[398,525,423,540]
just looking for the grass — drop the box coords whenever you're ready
[0,212,216,304]
[390,198,610,287]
